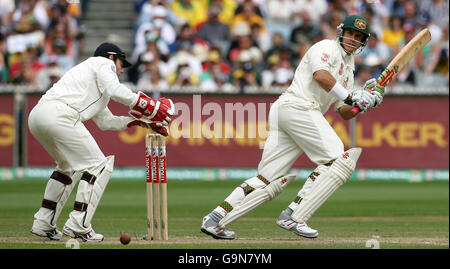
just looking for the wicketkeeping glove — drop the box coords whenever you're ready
[127,118,169,136]
[131,92,175,126]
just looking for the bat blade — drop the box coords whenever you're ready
[377,28,431,87]
[352,28,431,113]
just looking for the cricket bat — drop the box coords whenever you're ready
[352,28,432,113]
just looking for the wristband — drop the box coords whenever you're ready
[329,82,349,101]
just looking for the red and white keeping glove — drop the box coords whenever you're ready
[130,92,175,126]
[127,118,169,136]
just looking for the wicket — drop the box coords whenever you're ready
[145,133,168,241]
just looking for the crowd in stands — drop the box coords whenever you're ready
[0,0,448,93]
[0,0,86,89]
[129,0,449,93]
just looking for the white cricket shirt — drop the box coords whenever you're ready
[40,57,138,122]
[284,39,355,114]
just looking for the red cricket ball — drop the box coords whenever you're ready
[120,234,131,245]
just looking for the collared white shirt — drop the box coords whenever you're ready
[41,56,138,123]
[284,39,355,114]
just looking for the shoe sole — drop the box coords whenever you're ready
[200,228,235,240]
[276,221,319,239]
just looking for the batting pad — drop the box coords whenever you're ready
[291,148,362,223]
[219,175,296,228]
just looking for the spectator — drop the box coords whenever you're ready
[266,0,295,23]
[231,0,267,35]
[250,21,271,53]
[167,51,201,87]
[201,46,230,73]
[291,0,327,25]
[0,33,9,83]
[290,11,320,48]
[265,32,294,65]
[44,21,74,60]
[9,45,45,83]
[137,52,170,91]
[137,0,183,28]
[41,38,74,71]
[234,0,265,17]
[197,6,232,54]
[382,15,405,51]
[0,0,15,34]
[320,9,344,40]
[425,24,449,77]
[199,49,233,92]
[355,32,391,72]
[355,56,380,87]
[10,54,36,84]
[10,0,42,34]
[208,0,237,25]
[261,53,280,88]
[418,0,449,29]
[169,23,208,55]
[402,0,419,26]
[395,23,425,85]
[134,5,176,59]
[272,67,293,87]
[35,57,65,90]
[171,0,208,29]
[230,50,261,90]
[227,22,262,66]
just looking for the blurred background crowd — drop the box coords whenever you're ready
[0,0,448,93]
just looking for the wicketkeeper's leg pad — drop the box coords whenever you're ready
[291,148,362,223]
[219,174,296,228]
[33,170,80,229]
[66,155,114,233]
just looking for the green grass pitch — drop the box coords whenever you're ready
[0,179,448,249]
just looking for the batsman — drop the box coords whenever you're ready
[29,42,174,241]
[201,15,384,239]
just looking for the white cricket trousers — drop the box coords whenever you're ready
[257,93,344,181]
[29,100,107,233]
[28,100,106,175]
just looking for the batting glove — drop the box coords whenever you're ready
[363,78,377,91]
[351,89,376,113]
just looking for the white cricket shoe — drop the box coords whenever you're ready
[201,215,236,240]
[276,218,319,238]
[31,227,63,240]
[63,225,104,242]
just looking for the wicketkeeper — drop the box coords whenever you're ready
[29,42,174,242]
[201,15,385,239]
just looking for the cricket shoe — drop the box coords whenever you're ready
[63,225,104,242]
[201,215,236,240]
[276,213,318,238]
[31,227,63,240]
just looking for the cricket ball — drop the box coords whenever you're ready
[120,234,131,245]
